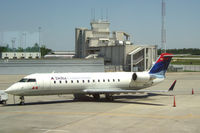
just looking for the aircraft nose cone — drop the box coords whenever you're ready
[5,87,14,94]
[5,86,18,94]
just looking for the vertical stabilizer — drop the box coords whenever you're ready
[149,53,173,76]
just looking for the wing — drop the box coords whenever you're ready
[83,80,176,94]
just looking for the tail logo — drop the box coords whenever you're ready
[149,53,173,75]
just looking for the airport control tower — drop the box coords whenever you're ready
[75,20,157,71]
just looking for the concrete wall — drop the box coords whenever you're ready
[99,45,125,65]
[75,28,87,58]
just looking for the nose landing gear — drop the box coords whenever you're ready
[19,96,25,105]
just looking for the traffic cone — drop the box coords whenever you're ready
[192,88,194,95]
[173,96,176,107]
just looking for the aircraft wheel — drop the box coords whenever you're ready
[93,94,100,101]
[2,100,7,105]
[73,94,86,100]
[19,96,25,105]
[105,94,114,101]
[20,101,25,105]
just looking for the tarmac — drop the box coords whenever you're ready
[0,72,200,133]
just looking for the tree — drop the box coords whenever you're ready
[158,48,200,55]
[0,46,6,52]
[40,45,52,57]
[1,43,52,57]
[32,43,40,52]
[17,47,24,52]
[0,44,10,52]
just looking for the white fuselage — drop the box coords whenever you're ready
[5,72,164,96]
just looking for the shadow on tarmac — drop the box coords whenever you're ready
[3,93,170,107]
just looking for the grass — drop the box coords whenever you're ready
[171,59,200,65]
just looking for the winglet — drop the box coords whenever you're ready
[168,80,176,91]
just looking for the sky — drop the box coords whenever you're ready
[0,0,200,51]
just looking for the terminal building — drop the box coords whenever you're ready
[75,20,157,71]
[0,52,41,59]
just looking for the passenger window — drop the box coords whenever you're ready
[93,80,95,83]
[82,80,85,83]
[71,80,73,83]
[88,80,90,83]
[113,79,115,82]
[77,80,79,83]
[108,79,110,82]
[27,79,36,82]
[65,80,67,83]
[118,79,120,82]
[98,79,100,82]
[60,81,62,84]
[54,81,56,84]
[103,79,105,82]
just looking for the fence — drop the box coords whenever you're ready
[170,65,200,72]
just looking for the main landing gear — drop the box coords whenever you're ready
[92,94,100,101]
[19,96,25,105]
[105,94,114,101]
[73,93,114,102]
[92,94,114,101]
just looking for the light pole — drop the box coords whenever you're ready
[38,26,42,52]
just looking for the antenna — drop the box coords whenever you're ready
[91,8,95,21]
[101,8,103,20]
[11,38,16,52]
[161,0,166,53]
[94,8,96,21]
[91,8,93,21]
[23,32,26,51]
[106,8,108,21]
[38,27,42,52]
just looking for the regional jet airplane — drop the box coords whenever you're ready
[5,53,176,105]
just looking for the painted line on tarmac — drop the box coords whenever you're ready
[34,128,68,133]
[1,111,200,120]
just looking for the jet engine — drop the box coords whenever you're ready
[132,72,151,83]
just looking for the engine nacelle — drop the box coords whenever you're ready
[132,72,151,83]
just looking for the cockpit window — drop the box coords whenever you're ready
[19,78,36,82]
[27,79,36,82]
[19,78,28,82]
